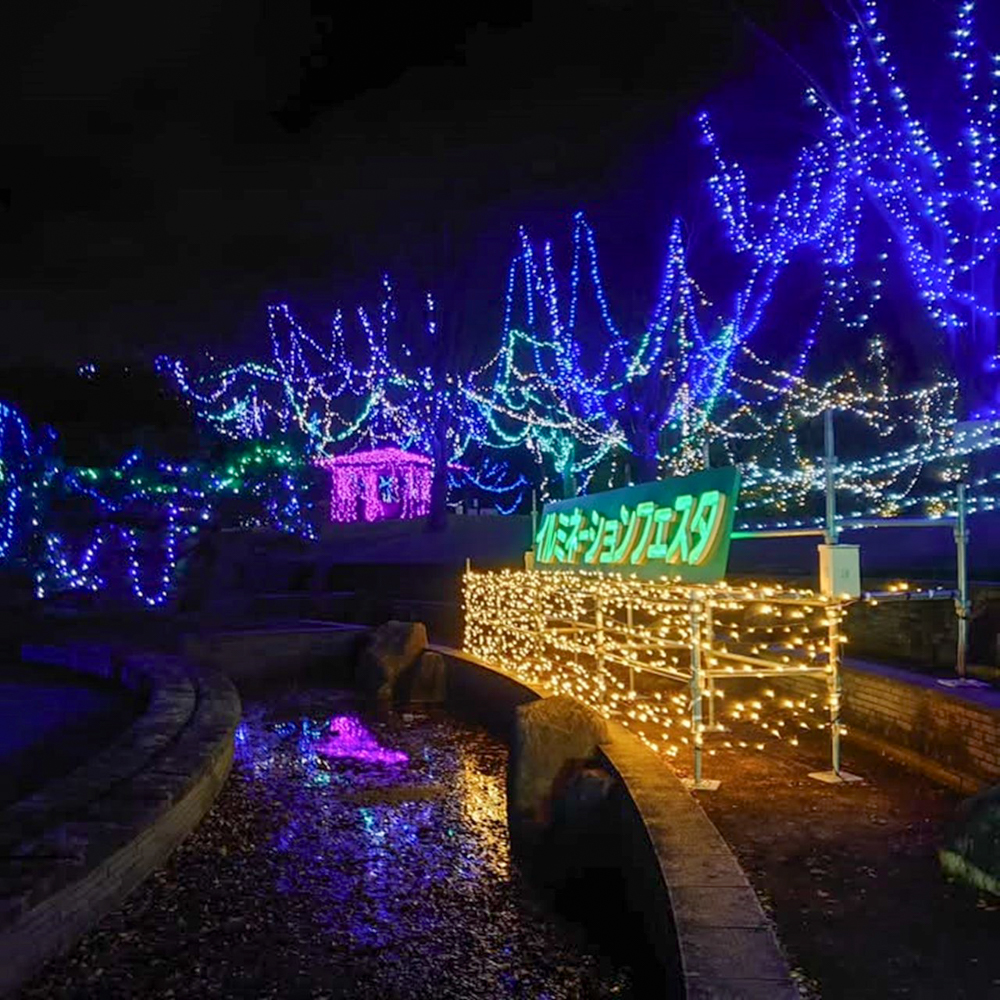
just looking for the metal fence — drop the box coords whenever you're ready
[463,568,850,786]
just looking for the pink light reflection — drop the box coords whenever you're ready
[315,715,410,766]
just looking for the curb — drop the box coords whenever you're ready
[0,644,241,997]
[429,644,798,999]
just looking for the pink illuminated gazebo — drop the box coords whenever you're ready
[315,448,456,523]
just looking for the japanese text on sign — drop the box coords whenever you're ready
[533,467,740,583]
[534,491,727,568]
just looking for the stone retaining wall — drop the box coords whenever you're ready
[182,622,365,683]
[844,585,1000,671]
[432,645,799,999]
[0,644,240,997]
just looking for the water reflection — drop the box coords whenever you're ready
[234,702,505,924]
[316,715,410,766]
[457,756,509,880]
[226,692,632,997]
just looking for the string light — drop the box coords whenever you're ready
[35,442,317,603]
[799,0,1000,406]
[463,568,843,771]
[316,448,460,523]
[160,285,524,511]
[0,402,37,562]
[10,0,1000,606]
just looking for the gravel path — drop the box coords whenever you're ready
[21,687,634,999]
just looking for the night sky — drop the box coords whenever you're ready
[1,0,833,367]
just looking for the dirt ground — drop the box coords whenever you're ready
[669,726,1000,999]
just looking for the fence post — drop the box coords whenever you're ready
[626,603,635,694]
[829,603,841,775]
[955,483,970,681]
[705,601,716,730]
[535,591,546,667]
[809,599,861,784]
[595,593,606,696]
[690,595,704,786]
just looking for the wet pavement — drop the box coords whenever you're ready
[21,687,635,999]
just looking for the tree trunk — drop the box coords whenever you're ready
[631,448,660,484]
[427,442,449,533]
[561,465,577,499]
[628,427,661,484]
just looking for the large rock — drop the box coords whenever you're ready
[940,783,1000,896]
[355,620,428,700]
[397,650,447,705]
[507,694,609,856]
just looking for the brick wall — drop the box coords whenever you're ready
[721,659,1000,791]
[839,660,1000,789]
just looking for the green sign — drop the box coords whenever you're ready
[534,467,740,583]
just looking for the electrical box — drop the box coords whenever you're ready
[818,544,861,598]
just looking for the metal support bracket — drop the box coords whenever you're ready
[682,777,721,791]
[808,770,864,785]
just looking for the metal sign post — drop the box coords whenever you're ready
[824,408,839,546]
[955,484,970,681]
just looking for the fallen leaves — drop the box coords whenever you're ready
[19,688,634,999]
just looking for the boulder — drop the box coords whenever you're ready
[551,765,616,829]
[940,783,1000,896]
[355,620,428,700]
[507,694,609,855]
[397,650,447,705]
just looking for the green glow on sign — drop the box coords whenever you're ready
[534,467,740,583]
[535,491,727,569]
